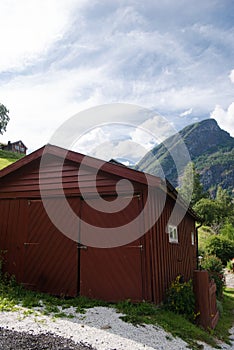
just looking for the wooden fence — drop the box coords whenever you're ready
[193,270,219,329]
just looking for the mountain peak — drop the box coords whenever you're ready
[137,118,234,195]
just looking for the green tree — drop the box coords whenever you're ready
[0,103,10,135]
[178,162,205,207]
[193,198,221,226]
[204,235,234,265]
[220,221,234,241]
[216,186,233,224]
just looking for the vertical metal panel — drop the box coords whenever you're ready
[80,195,143,302]
[0,199,26,279]
[22,198,79,296]
[143,189,197,304]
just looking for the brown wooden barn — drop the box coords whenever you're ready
[1,140,27,154]
[0,144,198,303]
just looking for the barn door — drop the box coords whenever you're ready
[22,198,80,296]
[79,195,144,302]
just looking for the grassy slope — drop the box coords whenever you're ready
[0,149,24,170]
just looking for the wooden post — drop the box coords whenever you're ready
[193,270,219,329]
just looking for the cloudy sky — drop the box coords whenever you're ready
[0,0,234,163]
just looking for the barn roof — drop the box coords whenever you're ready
[0,144,199,220]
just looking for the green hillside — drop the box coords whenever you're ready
[0,149,24,170]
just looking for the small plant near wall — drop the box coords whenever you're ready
[164,275,197,322]
[226,259,234,273]
[201,255,225,299]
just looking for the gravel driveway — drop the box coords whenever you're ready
[0,273,233,350]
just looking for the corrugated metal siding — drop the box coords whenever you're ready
[0,197,79,296]
[143,189,196,304]
[79,195,144,302]
[0,151,197,302]
[22,198,79,296]
[0,199,27,280]
[0,157,142,198]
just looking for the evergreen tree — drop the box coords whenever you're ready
[216,185,234,224]
[178,162,205,207]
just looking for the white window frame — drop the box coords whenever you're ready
[168,224,178,243]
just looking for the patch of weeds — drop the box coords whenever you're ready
[0,296,19,312]
[213,288,234,344]
[22,309,36,317]
[115,299,158,325]
[115,300,218,350]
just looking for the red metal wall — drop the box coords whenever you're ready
[143,188,197,304]
[0,153,197,302]
[79,195,143,302]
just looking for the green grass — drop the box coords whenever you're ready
[0,275,233,350]
[198,225,216,254]
[115,300,218,349]
[0,149,24,170]
[0,275,109,317]
[213,288,234,344]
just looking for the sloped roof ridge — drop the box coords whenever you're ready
[0,144,162,186]
[0,143,199,220]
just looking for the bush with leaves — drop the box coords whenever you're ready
[193,198,221,226]
[204,235,234,265]
[226,260,234,273]
[220,222,234,241]
[201,255,225,299]
[164,276,196,321]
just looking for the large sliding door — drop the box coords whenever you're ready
[79,195,144,302]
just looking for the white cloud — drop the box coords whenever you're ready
[130,115,175,149]
[0,0,234,156]
[179,108,193,117]
[229,70,234,83]
[210,103,234,137]
[70,114,175,163]
[90,139,147,163]
[0,67,107,151]
[0,0,79,72]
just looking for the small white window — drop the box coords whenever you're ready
[191,232,195,245]
[168,224,178,243]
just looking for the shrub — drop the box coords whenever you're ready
[201,255,225,299]
[201,254,223,272]
[226,260,234,273]
[164,275,195,321]
[220,222,234,241]
[204,235,234,265]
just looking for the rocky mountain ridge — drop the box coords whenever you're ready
[136,119,234,196]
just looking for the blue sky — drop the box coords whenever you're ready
[0,0,234,163]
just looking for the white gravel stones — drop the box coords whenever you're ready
[0,305,233,349]
[0,307,186,350]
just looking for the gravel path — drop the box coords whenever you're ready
[0,307,187,350]
[0,272,233,350]
[0,304,233,350]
